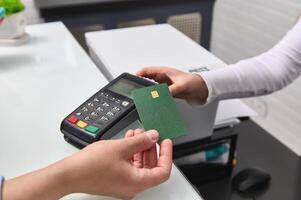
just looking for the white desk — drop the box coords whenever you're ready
[86,24,226,81]
[0,22,203,200]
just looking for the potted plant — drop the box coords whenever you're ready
[0,0,26,40]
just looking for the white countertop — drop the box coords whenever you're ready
[0,22,203,200]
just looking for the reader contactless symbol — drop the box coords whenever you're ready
[151,90,159,98]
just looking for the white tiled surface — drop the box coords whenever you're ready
[211,0,301,156]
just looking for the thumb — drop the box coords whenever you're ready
[169,83,183,97]
[121,130,159,157]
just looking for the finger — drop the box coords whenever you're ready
[125,129,134,138]
[132,130,144,168]
[121,130,159,158]
[124,130,135,163]
[134,129,144,133]
[143,144,157,168]
[137,139,173,186]
[154,73,173,85]
[136,67,165,77]
[157,139,173,169]
[136,67,172,79]
[169,83,184,97]
[137,67,175,85]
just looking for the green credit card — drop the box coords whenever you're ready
[132,83,187,140]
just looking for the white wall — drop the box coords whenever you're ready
[211,0,301,63]
[210,0,301,155]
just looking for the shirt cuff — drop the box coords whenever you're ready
[0,176,5,200]
[194,71,218,104]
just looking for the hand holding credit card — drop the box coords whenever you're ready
[132,83,187,141]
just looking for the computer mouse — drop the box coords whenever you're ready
[232,168,271,193]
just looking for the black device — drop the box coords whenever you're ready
[173,127,238,184]
[232,168,271,193]
[61,73,155,148]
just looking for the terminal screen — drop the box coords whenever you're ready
[108,78,144,98]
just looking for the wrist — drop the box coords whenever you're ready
[32,160,74,199]
[2,161,73,200]
[49,158,76,197]
[192,73,209,104]
[54,151,105,196]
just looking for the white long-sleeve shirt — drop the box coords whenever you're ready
[200,20,301,103]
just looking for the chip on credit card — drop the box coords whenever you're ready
[132,83,187,140]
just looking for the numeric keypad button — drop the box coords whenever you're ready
[87,102,95,107]
[75,112,82,116]
[96,106,104,112]
[121,101,130,107]
[93,98,100,103]
[106,111,114,118]
[84,116,92,122]
[90,111,98,117]
[112,106,121,113]
[102,102,110,107]
[101,116,109,122]
[81,107,88,112]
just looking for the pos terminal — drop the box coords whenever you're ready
[61,73,154,148]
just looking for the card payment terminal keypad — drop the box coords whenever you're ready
[66,92,132,137]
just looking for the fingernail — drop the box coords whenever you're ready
[146,130,159,142]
